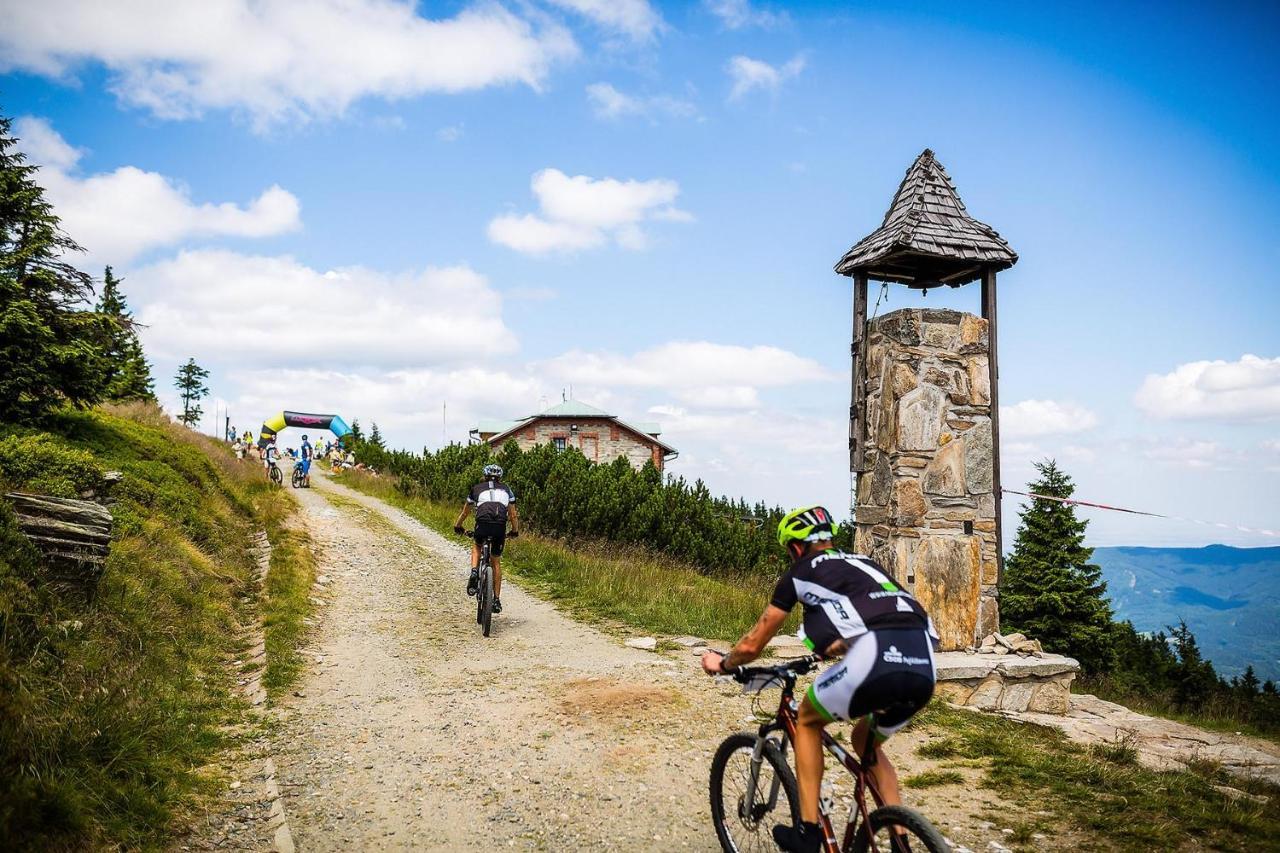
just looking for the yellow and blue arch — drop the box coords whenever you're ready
[257,411,353,448]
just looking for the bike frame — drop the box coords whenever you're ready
[748,674,891,853]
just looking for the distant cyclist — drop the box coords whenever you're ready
[701,506,939,853]
[263,437,280,479]
[299,434,313,486]
[453,463,519,614]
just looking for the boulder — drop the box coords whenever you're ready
[896,384,947,451]
[967,355,990,404]
[964,421,994,494]
[894,479,927,524]
[923,439,965,496]
[625,637,657,650]
[959,315,988,352]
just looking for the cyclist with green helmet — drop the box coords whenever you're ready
[701,505,938,853]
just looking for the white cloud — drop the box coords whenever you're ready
[226,365,546,450]
[487,168,691,254]
[14,114,83,169]
[131,249,513,368]
[541,341,836,390]
[727,54,805,100]
[1141,438,1232,470]
[0,1,577,129]
[1000,399,1099,438]
[16,117,300,265]
[436,124,464,142]
[705,0,788,30]
[1135,354,1280,421]
[585,82,697,121]
[545,0,663,42]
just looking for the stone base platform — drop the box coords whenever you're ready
[934,652,1080,714]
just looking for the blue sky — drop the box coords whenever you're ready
[3,0,1278,546]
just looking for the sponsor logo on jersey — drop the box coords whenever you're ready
[868,590,908,599]
[882,645,930,666]
[801,590,850,620]
[817,667,847,690]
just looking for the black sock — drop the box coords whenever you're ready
[799,821,820,837]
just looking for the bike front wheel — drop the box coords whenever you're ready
[291,469,304,488]
[480,566,494,637]
[709,732,800,853]
[851,804,948,853]
[269,466,282,485]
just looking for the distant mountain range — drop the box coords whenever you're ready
[1093,545,1280,682]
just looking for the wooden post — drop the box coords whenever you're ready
[981,269,1003,585]
[850,273,869,476]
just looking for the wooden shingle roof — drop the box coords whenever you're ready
[834,149,1017,287]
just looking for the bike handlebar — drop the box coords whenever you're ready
[708,651,825,682]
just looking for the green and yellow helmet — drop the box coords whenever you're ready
[777,505,839,548]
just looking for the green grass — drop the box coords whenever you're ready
[902,768,965,788]
[255,489,316,698]
[0,403,315,850]
[913,703,1280,852]
[335,469,785,641]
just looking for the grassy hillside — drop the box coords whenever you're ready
[0,403,312,850]
[1096,545,1280,681]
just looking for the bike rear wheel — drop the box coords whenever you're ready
[269,465,282,485]
[480,564,494,637]
[709,733,800,853]
[850,804,948,853]
[291,468,304,488]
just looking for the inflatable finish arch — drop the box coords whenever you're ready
[257,411,353,448]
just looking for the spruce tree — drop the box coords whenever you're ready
[1001,459,1114,671]
[174,358,209,427]
[0,112,107,420]
[96,265,155,401]
[369,421,385,449]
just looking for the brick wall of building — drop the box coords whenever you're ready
[495,417,666,471]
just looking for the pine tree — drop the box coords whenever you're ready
[349,419,364,443]
[0,113,107,420]
[96,265,154,401]
[1239,665,1261,696]
[174,358,209,427]
[369,421,385,449]
[1000,459,1114,671]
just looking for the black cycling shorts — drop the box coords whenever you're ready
[808,627,936,735]
[474,520,507,556]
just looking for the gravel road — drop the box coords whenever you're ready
[206,471,1022,852]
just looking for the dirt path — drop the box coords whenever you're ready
[260,472,1024,851]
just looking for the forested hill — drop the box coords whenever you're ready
[1095,545,1280,682]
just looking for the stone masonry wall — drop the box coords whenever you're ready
[854,308,999,650]
[505,418,665,472]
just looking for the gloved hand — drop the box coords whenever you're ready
[508,529,519,539]
[453,525,465,535]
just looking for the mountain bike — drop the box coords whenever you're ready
[709,655,946,853]
[291,461,307,489]
[268,461,282,486]
[467,531,495,637]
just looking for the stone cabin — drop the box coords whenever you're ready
[470,399,678,472]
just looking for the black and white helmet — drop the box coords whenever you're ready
[483,463,503,478]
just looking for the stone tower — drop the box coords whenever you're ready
[835,150,1017,650]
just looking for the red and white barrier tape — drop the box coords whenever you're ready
[1002,489,1279,539]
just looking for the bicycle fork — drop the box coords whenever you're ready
[742,735,785,823]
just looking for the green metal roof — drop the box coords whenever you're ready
[475,418,523,435]
[530,399,614,419]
